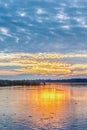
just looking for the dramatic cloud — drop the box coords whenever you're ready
[0,53,87,79]
[0,0,87,79]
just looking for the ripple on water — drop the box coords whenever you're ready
[0,85,87,130]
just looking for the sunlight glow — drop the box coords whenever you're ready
[0,52,87,78]
[40,89,64,101]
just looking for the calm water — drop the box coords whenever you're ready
[0,83,87,130]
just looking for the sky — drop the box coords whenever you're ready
[0,0,87,79]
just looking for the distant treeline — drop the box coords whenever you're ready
[41,78,87,83]
[0,78,87,86]
[0,80,44,86]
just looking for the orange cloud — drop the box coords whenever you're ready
[0,70,22,76]
[0,52,87,78]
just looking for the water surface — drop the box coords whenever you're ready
[0,83,87,130]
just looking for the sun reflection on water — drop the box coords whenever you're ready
[0,84,72,129]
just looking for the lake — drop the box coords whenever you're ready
[0,83,87,130]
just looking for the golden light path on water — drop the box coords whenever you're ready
[0,83,87,129]
[3,84,71,129]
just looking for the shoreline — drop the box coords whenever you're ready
[0,79,87,86]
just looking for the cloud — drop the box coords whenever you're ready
[61,25,71,30]
[0,0,87,53]
[36,8,46,14]
[0,0,87,79]
[0,27,8,35]
[17,11,26,17]
[0,37,4,42]
[55,13,69,21]
[0,70,22,76]
[0,52,87,78]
